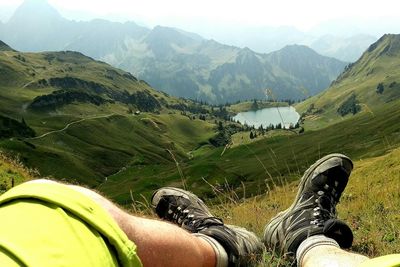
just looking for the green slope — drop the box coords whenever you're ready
[297,34,400,130]
[222,147,400,266]
[0,46,219,191]
[0,151,34,192]
[102,98,400,202]
[1,39,400,207]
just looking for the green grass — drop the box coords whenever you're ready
[0,112,216,190]
[1,125,399,266]
[0,151,35,192]
[0,48,221,192]
[11,94,400,205]
[215,147,400,266]
[231,130,296,147]
[1,37,400,208]
[149,98,400,202]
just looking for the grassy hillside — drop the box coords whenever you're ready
[0,45,224,192]
[217,147,400,266]
[1,38,399,210]
[1,134,398,267]
[0,151,34,192]
[102,97,400,203]
[297,34,400,130]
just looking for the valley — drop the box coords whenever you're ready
[0,27,399,267]
[1,34,400,205]
[0,1,399,266]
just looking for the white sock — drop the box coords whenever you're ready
[296,235,340,267]
[194,233,229,267]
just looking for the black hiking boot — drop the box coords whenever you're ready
[152,187,263,266]
[263,154,354,257]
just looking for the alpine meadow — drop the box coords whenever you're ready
[0,1,400,266]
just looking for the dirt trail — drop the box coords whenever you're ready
[28,113,115,140]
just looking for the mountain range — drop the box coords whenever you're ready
[200,24,377,62]
[1,33,400,203]
[0,0,347,103]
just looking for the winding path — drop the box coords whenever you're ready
[27,113,116,140]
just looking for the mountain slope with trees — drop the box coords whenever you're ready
[296,34,400,130]
[0,41,224,192]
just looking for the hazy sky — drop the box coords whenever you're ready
[1,0,400,32]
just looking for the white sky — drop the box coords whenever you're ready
[1,0,400,31]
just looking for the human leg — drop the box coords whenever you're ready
[297,235,368,267]
[72,183,264,266]
[263,154,369,267]
[115,212,218,267]
[151,187,264,266]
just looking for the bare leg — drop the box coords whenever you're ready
[30,180,217,267]
[116,214,216,267]
[301,245,369,267]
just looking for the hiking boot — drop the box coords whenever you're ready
[152,187,263,266]
[263,153,354,256]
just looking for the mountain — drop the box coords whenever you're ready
[265,45,346,96]
[3,0,70,52]
[68,23,347,103]
[64,20,149,59]
[0,0,347,104]
[0,43,221,194]
[202,25,310,53]
[194,24,376,62]
[0,40,14,51]
[297,34,400,129]
[118,27,347,102]
[2,40,400,209]
[310,34,378,62]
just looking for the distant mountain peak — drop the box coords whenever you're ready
[145,25,200,57]
[148,25,203,41]
[240,47,253,53]
[17,0,55,11]
[236,47,259,64]
[281,44,316,53]
[9,0,63,24]
[267,44,326,61]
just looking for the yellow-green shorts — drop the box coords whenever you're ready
[358,254,400,267]
[0,181,142,267]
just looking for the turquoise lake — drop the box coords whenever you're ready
[232,106,300,129]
